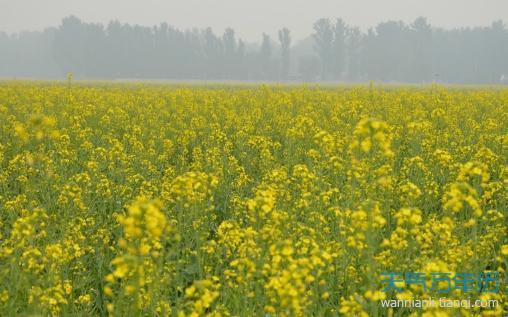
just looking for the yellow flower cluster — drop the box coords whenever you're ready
[105,196,175,315]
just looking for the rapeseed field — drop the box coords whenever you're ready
[0,82,506,316]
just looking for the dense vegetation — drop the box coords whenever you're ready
[0,82,506,316]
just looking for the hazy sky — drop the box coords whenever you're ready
[1,0,507,41]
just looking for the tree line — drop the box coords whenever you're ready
[1,16,507,83]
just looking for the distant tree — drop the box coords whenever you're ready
[346,26,362,81]
[259,33,272,79]
[201,27,220,78]
[223,28,237,79]
[332,18,347,79]
[361,28,377,79]
[312,18,334,80]
[487,20,508,83]
[371,21,409,81]
[223,28,236,55]
[278,27,291,80]
[53,16,85,76]
[105,20,126,78]
[236,39,247,79]
[410,17,432,82]
[153,23,171,78]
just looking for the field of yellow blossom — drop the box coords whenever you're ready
[0,82,506,316]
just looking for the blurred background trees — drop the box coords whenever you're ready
[278,27,291,80]
[1,15,507,83]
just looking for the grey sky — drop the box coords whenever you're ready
[1,0,507,41]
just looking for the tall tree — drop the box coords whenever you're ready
[259,33,272,79]
[278,27,291,80]
[346,26,362,81]
[203,27,222,78]
[372,21,409,81]
[236,39,246,79]
[332,18,347,79]
[53,16,86,76]
[223,28,237,79]
[410,17,432,82]
[312,18,334,80]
